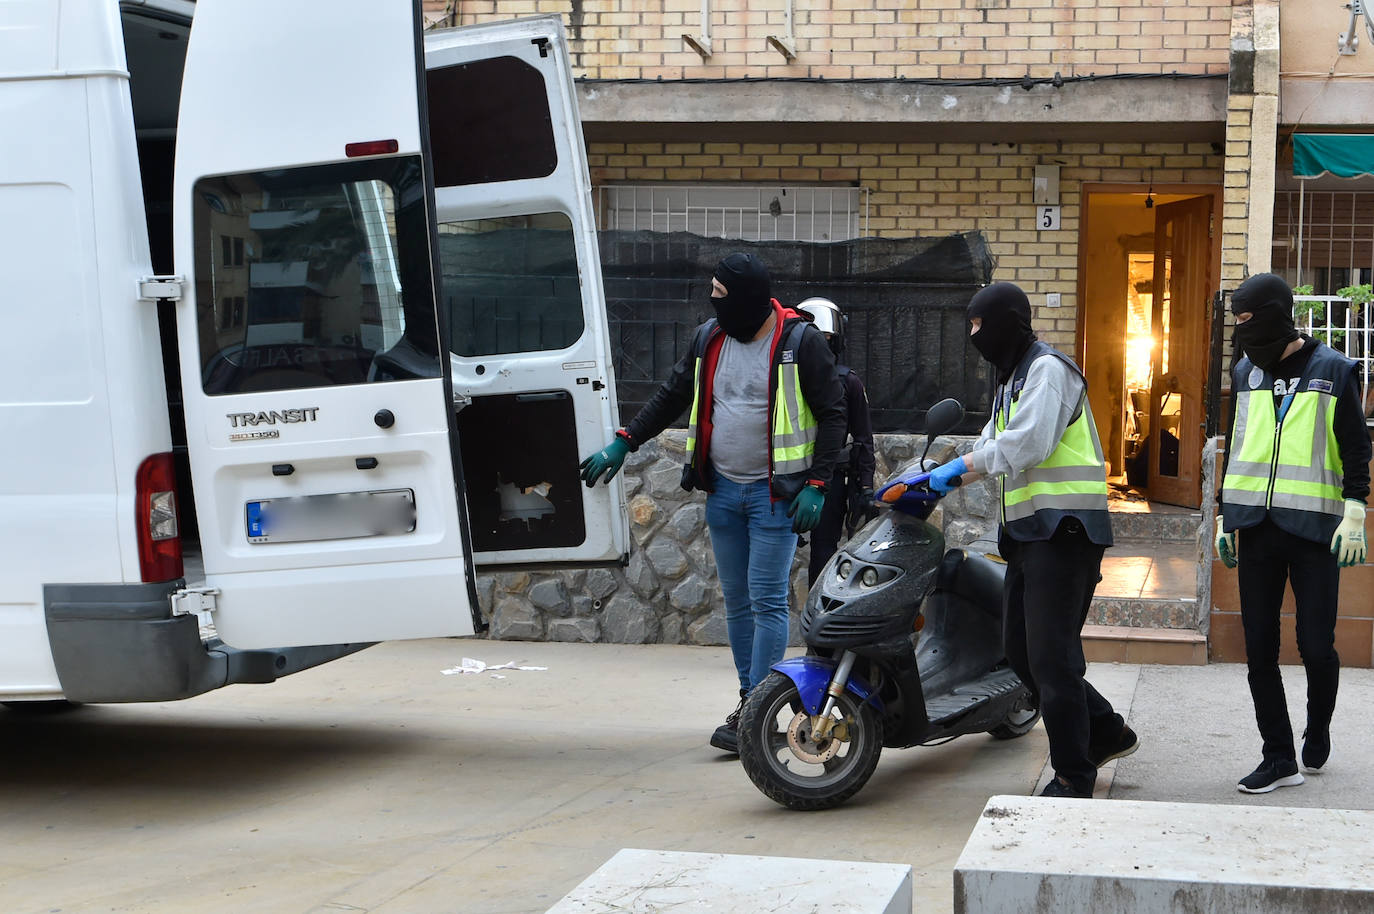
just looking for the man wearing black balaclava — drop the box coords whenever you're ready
[579,252,846,754]
[1217,273,1369,794]
[927,282,1136,798]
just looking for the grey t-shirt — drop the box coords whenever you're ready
[710,333,773,482]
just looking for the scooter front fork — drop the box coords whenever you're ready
[812,649,857,741]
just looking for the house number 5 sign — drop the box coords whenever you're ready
[1038,205,1061,231]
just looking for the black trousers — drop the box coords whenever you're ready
[1237,517,1340,763]
[807,472,852,586]
[1002,519,1123,792]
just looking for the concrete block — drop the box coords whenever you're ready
[955,796,1374,913]
[547,848,912,913]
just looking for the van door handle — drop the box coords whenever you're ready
[272,464,294,476]
[356,457,379,470]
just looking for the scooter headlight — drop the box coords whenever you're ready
[861,568,879,587]
[837,559,852,581]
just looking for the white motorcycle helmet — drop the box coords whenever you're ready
[797,297,846,355]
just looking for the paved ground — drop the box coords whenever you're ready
[2,641,1371,914]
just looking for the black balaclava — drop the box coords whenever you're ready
[967,282,1037,382]
[1231,272,1299,373]
[712,253,773,342]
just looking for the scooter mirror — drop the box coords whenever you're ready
[919,397,965,465]
[924,398,965,437]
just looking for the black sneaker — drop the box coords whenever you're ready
[1090,724,1140,768]
[709,689,747,754]
[1039,776,1093,799]
[1302,726,1331,771]
[1237,758,1304,794]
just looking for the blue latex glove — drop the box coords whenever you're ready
[928,456,967,494]
[579,437,631,487]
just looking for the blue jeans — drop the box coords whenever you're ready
[705,474,797,691]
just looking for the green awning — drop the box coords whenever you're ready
[1293,133,1374,179]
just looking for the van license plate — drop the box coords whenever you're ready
[246,489,416,544]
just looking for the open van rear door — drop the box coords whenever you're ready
[424,18,630,569]
[172,0,477,648]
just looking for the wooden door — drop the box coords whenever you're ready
[1147,196,1213,508]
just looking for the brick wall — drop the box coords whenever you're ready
[424,0,1232,80]
[588,140,1224,349]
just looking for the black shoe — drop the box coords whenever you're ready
[709,689,748,754]
[1302,726,1331,771]
[1237,758,1304,794]
[1039,776,1093,799]
[1090,724,1140,768]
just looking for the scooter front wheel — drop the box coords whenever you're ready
[737,671,882,811]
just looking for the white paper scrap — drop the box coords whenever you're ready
[441,657,549,676]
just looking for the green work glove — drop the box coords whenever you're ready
[578,437,630,487]
[787,484,826,534]
[1215,524,1237,569]
[1330,499,1367,568]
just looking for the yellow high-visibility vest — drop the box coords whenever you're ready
[1221,342,1353,543]
[994,342,1112,543]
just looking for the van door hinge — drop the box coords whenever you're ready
[171,586,219,616]
[139,275,185,302]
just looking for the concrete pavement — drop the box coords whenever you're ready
[2,641,1372,913]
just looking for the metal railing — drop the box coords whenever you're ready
[1294,294,1373,422]
[594,184,868,243]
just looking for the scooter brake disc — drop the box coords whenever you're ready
[786,712,843,764]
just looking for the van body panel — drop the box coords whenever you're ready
[0,66,148,693]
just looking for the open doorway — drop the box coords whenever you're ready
[1078,186,1222,509]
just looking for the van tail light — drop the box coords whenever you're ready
[136,452,184,583]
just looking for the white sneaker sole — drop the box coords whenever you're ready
[1095,739,1140,767]
[1237,771,1305,794]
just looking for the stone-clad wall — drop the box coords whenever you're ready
[477,429,999,644]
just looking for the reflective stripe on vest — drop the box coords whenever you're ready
[1221,347,1348,535]
[995,343,1110,539]
[773,357,818,475]
[685,354,705,459]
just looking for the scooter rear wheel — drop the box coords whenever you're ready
[737,671,882,811]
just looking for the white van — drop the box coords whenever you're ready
[0,0,629,705]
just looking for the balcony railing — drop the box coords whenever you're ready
[1293,294,1373,423]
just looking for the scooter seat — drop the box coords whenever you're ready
[936,549,1006,610]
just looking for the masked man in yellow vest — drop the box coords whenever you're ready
[579,253,846,754]
[927,282,1136,798]
[1217,273,1370,794]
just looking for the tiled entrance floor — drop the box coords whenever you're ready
[1098,542,1197,601]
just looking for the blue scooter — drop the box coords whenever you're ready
[736,398,1038,810]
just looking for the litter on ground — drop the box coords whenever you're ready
[441,657,549,676]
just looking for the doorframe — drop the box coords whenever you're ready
[1073,183,1224,369]
[1072,183,1224,497]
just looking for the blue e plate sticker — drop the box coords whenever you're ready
[1307,378,1334,394]
[781,349,796,364]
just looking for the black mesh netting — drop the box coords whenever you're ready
[599,230,997,434]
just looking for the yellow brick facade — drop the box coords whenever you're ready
[424,0,1232,80]
[588,140,1223,348]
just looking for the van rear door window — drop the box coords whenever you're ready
[426,56,557,187]
[439,213,584,356]
[193,157,441,395]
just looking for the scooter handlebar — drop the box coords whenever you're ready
[875,472,944,516]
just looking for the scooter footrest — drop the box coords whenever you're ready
[924,668,1025,726]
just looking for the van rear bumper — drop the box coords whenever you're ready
[43,581,371,703]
